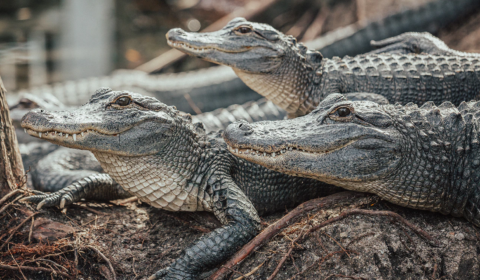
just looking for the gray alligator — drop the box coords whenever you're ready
[223,93,480,226]
[13,0,479,113]
[168,18,480,118]
[16,93,285,204]
[20,88,340,279]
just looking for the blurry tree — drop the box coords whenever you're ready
[0,76,24,196]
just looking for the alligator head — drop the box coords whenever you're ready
[224,93,479,213]
[167,18,323,114]
[22,88,209,211]
[224,94,401,184]
[21,87,201,157]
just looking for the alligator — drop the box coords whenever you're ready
[12,0,478,113]
[223,93,480,226]
[16,93,285,206]
[167,18,480,118]
[20,88,340,279]
[368,32,480,57]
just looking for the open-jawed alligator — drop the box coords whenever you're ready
[168,18,480,118]
[20,88,341,279]
[223,93,480,226]
[12,0,479,113]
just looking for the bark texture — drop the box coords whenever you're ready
[0,76,24,196]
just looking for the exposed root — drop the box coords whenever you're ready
[0,264,72,278]
[209,192,374,280]
[84,245,117,280]
[307,209,440,247]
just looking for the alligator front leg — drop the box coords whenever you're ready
[150,178,261,280]
[22,173,131,209]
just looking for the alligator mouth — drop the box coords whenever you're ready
[23,128,118,142]
[167,39,249,54]
[226,141,356,159]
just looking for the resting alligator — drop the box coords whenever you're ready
[15,93,285,205]
[223,93,480,226]
[12,0,479,113]
[168,19,480,117]
[21,88,340,279]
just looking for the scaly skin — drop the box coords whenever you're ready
[21,88,340,279]
[224,94,480,226]
[168,18,480,117]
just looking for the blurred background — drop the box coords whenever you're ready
[2,0,480,111]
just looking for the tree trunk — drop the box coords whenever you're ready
[0,76,24,196]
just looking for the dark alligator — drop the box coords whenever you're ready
[13,0,479,113]
[20,88,340,279]
[224,93,480,226]
[168,18,480,118]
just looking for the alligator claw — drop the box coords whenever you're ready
[21,191,77,210]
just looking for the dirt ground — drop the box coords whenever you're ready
[3,0,480,279]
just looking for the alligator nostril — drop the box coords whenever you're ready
[238,122,253,132]
[40,110,44,113]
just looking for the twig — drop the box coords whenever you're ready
[286,10,316,40]
[132,257,138,277]
[0,212,38,251]
[267,242,296,280]
[322,232,350,258]
[84,245,116,280]
[10,248,27,280]
[115,196,138,205]
[307,209,439,247]
[432,263,438,279]
[234,261,266,280]
[0,264,71,278]
[28,259,69,272]
[28,215,34,243]
[209,192,373,280]
[0,189,22,206]
[0,194,24,215]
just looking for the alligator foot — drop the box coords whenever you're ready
[21,189,76,210]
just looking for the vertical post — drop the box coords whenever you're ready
[0,76,24,196]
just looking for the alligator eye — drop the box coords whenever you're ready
[337,107,351,117]
[236,26,252,34]
[115,97,131,106]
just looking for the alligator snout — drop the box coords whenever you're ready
[166,28,186,41]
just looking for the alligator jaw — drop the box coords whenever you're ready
[23,127,116,142]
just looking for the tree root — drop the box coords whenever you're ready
[209,191,374,280]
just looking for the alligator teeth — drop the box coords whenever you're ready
[24,129,27,133]
[39,132,42,138]
[289,147,292,151]
[54,131,57,135]
[73,134,76,141]
[81,132,84,137]
[59,132,62,136]
[235,148,239,153]
[272,152,276,157]
[263,152,266,156]
[65,134,69,138]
